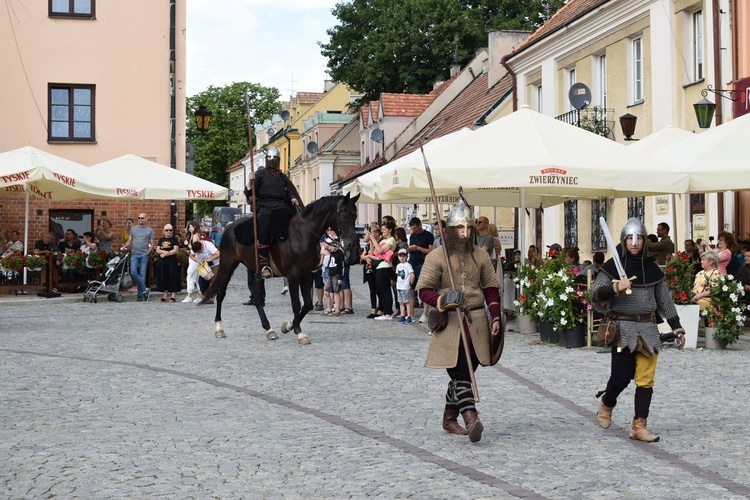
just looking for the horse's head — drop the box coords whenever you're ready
[335,193,360,265]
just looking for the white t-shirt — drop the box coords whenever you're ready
[192,240,219,267]
[395,261,414,290]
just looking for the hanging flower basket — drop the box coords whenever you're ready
[0,254,25,272]
[24,254,47,271]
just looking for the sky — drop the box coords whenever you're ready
[186,0,340,100]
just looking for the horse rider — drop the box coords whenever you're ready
[246,146,303,279]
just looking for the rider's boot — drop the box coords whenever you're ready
[258,243,272,279]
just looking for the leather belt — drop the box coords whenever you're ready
[609,312,657,323]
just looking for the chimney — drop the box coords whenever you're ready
[488,30,530,88]
[449,63,461,77]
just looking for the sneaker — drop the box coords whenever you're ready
[418,314,428,323]
[366,313,377,319]
[395,316,406,323]
[375,315,392,321]
[182,296,194,303]
[137,296,143,302]
[404,317,413,324]
[143,288,150,301]
[280,286,289,295]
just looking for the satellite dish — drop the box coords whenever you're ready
[266,127,276,136]
[568,83,592,110]
[307,142,318,154]
[280,110,290,121]
[370,128,384,143]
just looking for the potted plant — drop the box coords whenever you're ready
[531,253,587,345]
[703,274,745,348]
[86,249,107,268]
[24,254,47,271]
[664,252,700,348]
[0,253,25,272]
[176,248,189,264]
[62,251,86,270]
[513,262,540,334]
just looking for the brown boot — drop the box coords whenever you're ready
[597,401,613,429]
[442,408,468,435]
[629,418,660,442]
[462,410,484,443]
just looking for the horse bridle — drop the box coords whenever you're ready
[293,203,347,251]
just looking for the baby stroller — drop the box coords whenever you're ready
[83,252,129,303]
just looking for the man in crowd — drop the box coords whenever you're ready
[416,197,502,443]
[647,222,674,264]
[407,217,434,323]
[591,217,685,443]
[121,212,155,301]
[474,216,493,256]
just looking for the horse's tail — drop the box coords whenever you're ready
[198,268,221,305]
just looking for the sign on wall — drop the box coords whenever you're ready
[734,76,750,118]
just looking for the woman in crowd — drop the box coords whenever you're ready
[94,218,114,255]
[80,232,97,254]
[155,224,181,302]
[716,231,736,276]
[564,248,584,276]
[366,220,397,320]
[362,225,382,318]
[182,221,202,302]
[690,250,720,312]
[527,245,543,267]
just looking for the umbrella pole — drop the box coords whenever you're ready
[23,184,29,285]
[247,137,260,275]
[419,141,480,402]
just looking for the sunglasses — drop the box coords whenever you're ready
[138,217,145,220]
[164,229,173,232]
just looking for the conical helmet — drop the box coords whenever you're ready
[620,217,647,248]
[446,197,474,228]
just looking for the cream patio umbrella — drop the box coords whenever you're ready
[89,154,228,200]
[0,146,144,258]
[652,112,750,192]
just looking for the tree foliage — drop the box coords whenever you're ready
[320,0,566,100]
[186,82,281,216]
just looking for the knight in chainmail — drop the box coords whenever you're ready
[591,217,685,442]
[416,196,502,443]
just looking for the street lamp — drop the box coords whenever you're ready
[693,98,716,129]
[194,105,212,134]
[619,113,638,141]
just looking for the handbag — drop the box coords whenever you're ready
[596,319,620,346]
[428,309,448,332]
[198,261,214,280]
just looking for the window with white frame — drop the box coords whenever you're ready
[632,36,644,103]
[693,10,704,81]
[597,55,607,108]
[568,68,576,110]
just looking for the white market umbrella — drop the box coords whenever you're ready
[653,112,750,192]
[427,107,690,199]
[0,146,143,261]
[90,154,228,200]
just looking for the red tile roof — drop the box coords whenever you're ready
[508,0,611,58]
[380,93,437,117]
[296,92,326,104]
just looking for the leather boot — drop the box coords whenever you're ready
[597,401,614,429]
[462,410,484,443]
[442,408,468,435]
[629,418,660,442]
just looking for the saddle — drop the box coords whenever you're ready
[234,209,295,247]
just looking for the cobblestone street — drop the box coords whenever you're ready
[2,271,749,499]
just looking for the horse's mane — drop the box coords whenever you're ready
[299,195,344,219]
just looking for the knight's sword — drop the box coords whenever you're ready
[599,217,632,295]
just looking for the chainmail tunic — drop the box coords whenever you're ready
[591,272,678,354]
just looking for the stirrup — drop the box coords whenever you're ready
[261,266,273,279]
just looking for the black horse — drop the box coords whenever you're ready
[200,193,360,344]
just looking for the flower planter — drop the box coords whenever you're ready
[26,267,42,272]
[547,327,560,344]
[675,304,699,349]
[539,321,554,343]
[563,324,586,349]
[518,314,537,334]
[703,327,727,350]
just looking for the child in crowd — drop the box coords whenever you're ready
[324,237,345,316]
[395,248,415,324]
